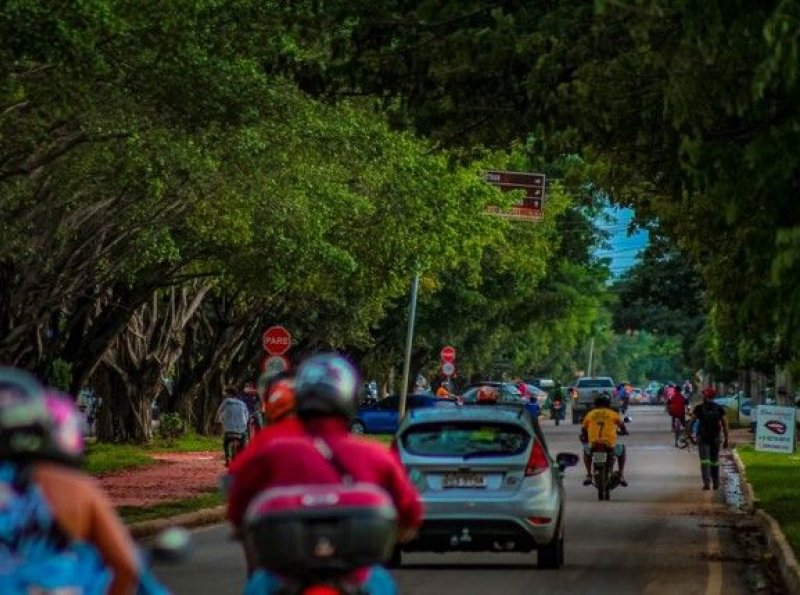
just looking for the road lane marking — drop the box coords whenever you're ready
[705,523,722,595]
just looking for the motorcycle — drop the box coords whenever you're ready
[588,443,621,501]
[550,398,565,426]
[243,483,398,595]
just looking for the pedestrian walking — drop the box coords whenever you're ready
[691,386,729,490]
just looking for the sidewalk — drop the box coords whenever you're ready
[98,450,228,538]
[727,426,800,594]
[98,451,224,508]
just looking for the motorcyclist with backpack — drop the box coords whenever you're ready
[0,367,163,595]
[581,393,628,487]
[228,372,305,576]
[226,353,423,594]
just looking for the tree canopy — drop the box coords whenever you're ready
[4,0,798,440]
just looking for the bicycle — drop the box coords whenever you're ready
[671,415,686,447]
[223,431,247,467]
[674,418,698,450]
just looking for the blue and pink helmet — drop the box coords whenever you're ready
[0,367,84,466]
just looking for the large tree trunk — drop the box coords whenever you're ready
[95,284,212,442]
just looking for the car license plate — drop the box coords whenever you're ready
[442,472,486,488]
[593,452,607,463]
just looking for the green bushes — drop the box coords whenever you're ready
[156,413,186,441]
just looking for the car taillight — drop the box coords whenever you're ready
[525,440,550,476]
[526,516,552,526]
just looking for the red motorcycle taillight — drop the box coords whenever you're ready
[302,586,341,595]
[525,440,550,476]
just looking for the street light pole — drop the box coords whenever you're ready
[399,271,420,420]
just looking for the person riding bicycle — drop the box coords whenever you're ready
[666,385,690,446]
[226,353,423,594]
[216,386,250,467]
[0,367,156,595]
[581,392,628,487]
[691,386,729,490]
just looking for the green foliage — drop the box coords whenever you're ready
[156,413,186,441]
[47,359,73,392]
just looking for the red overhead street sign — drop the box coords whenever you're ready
[484,170,546,221]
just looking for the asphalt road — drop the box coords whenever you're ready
[153,406,762,595]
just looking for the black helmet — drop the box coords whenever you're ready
[294,354,359,420]
[594,392,612,408]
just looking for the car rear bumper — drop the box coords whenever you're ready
[404,516,558,553]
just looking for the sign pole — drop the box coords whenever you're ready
[399,271,420,420]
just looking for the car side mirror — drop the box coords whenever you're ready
[555,452,580,470]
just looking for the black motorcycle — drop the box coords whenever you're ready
[588,443,621,501]
[550,398,565,426]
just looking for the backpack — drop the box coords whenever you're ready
[0,462,111,594]
[695,403,723,441]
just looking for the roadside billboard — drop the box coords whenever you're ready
[755,405,796,454]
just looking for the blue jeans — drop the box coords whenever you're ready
[243,566,397,595]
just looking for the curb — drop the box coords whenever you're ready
[730,448,758,513]
[730,448,800,594]
[128,506,227,540]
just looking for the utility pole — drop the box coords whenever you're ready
[587,336,595,377]
[399,272,420,420]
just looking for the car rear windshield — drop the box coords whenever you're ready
[576,378,614,388]
[401,422,530,458]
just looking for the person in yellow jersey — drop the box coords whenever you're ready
[580,392,628,487]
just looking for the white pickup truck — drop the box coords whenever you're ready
[571,376,616,424]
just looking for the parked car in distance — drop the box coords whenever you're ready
[629,388,645,404]
[644,381,663,404]
[393,403,579,569]
[460,382,541,418]
[350,393,454,435]
[524,384,549,402]
[527,378,556,391]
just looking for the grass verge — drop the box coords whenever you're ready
[118,490,224,524]
[84,443,154,475]
[85,432,220,476]
[737,444,800,555]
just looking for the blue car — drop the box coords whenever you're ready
[350,393,449,434]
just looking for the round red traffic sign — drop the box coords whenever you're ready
[262,325,291,355]
[440,345,456,363]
